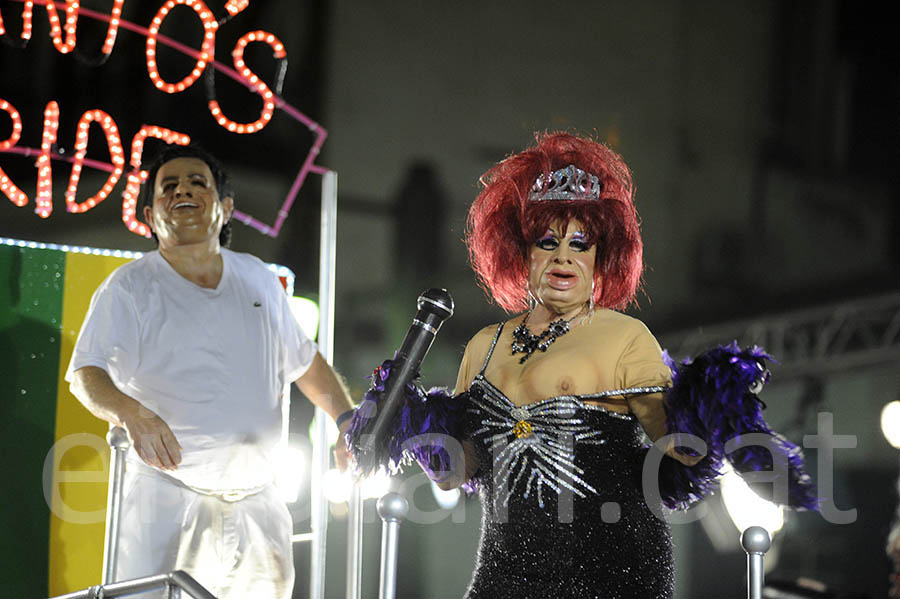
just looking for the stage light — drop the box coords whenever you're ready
[322,468,352,504]
[146,0,218,94]
[312,413,340,449]
[430,480,461,510]
[274,443,307,504]
[361,470,392,500]
[65,110,125,213]
[287,295,319,343]
[881,401,900,449]
[720,465,784,537]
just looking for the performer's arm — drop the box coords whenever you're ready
[618,325,702,466]
[430,333,487,490]
[432,440,479,491]
[69,366,182,470]
[294,353,355,471]
[627,392,699,465]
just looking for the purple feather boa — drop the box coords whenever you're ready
[345,359,467,482]
[660,342,818,511]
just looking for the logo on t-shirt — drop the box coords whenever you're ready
[253,301,262,307]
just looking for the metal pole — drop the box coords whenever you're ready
[310,170,338,599]
[168,570,217,599]
[48,571,216,599]
[101,426,130,584]
[345,483,363,599]
[377,493,409,599]
[741,526,771,599]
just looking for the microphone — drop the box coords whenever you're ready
[356,288,454,472]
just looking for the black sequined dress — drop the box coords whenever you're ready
[462,324,674,599]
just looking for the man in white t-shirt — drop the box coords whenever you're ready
[66,144,354,598]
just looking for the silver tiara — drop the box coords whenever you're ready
[528,164,601,202]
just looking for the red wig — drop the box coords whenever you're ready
[465,131,643,313]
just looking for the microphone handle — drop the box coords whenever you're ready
[359,317,437,454]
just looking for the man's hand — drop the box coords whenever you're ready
[294,353,355,472]
[70,366,182,471]
[122,403,182,471]
[334,419,351,472]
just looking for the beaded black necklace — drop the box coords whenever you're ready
[511,312,577,364]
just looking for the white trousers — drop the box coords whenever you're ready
[115,464,294,599]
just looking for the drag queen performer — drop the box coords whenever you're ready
[348,132,816,598]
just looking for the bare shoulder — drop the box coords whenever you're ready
[588,308,646,327]
[470,322,503,342]
[583,309,654,337]
[464,322,504,359]
[455,321,508,390]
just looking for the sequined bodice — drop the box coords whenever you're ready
[461,322,674,599]
[467,375,653,511]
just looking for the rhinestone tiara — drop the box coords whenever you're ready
[528,164,601,202]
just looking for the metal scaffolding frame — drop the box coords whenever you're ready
[659,292,900,380]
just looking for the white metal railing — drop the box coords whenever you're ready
[49,570,216,599]
[376,493,408,599]
[306,169,338,599]
[741,526,772,599]
[101,426,130,584]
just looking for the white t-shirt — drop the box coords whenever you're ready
[66,249,317,495]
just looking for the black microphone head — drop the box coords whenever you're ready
[417,288,454,320]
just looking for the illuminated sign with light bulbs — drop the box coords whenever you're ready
[0,0,327,238]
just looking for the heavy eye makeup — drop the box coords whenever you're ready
[568,233,590,252]
[535,235,559,251]
[534,231,591,252]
